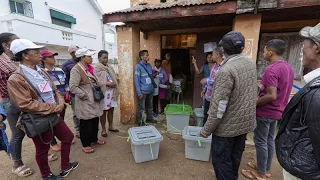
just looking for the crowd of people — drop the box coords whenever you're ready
[0,22,320,180]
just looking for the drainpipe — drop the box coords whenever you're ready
[101,19,105,50]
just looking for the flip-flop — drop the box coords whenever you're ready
[247,162,272,178]
[12,165,33,177]
[82,147,94,153]
[51,144,61,152]
[108,128,120,132]
[94,139,106,145]
[101,130,108,137]
[48,154,58,162]
[241,169,267,180]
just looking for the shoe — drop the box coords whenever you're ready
[153,113,159,118]
[146,119,158,124]
[44,173,62,180]
[60,162,79,178]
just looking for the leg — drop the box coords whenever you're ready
[203,100,210,126]
[31,130,52,178]
[153,95,159,114]
[146,94,154,121]
[91,117,99,143]
[266,119,277,172]
[231,134,247,180]
[7,104,25,168]
[211,134,234,180]
[137,95,146,125]
[253,117,271,176]
[80,119,93,147]
[100,110,107,136]
[71,96,80,134]
[107,108,118,131]
[160,99,167,113]
[54,120,74,171]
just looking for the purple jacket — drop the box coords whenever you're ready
[153,68,168,99]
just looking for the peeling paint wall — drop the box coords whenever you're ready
[140,32,161,65]
[233,14,262,62]
[116,25,140,124]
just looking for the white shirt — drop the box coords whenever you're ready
[303,68,320,84]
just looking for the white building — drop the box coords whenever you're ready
[104,24,117,60]
[0,0,104,65]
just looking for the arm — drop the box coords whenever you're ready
[201,71,233,136]
[257,69,278,106]
[61,63,70,88]
[134,65,142,96]
[306,92,320,165]
[69,68,88,100]
[193,63,203,75]
[7,76,57,115]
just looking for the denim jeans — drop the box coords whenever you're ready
[254,116,277,174]
[6,103,25,161]
[71,96,80,132]
[137,93,153,125]
[211,134,247,180]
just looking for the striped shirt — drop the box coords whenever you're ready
[44,67,68,96]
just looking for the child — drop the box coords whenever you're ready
[0,103,11,156]
[152,59,168,116]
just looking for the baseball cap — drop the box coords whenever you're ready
[10,39,44,55]
[40,49,58,58]
[300,23,320,45]
[68,45,79,53]
[220,31,245,51]
[75,48,95,58]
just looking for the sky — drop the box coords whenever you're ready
[97,0,130,13]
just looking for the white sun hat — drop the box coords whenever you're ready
[10,39,44,55]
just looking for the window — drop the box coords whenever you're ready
[9,0,33,18]
[50,9,76,28]
[52,18,71,28]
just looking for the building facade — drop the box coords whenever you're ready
[0,0,104,65]
[104,0,320,123]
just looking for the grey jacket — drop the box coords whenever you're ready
[69,64,103,120]
[202,55,257,137]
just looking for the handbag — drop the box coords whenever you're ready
[14,72,60,144]
[138,64,158,89]
[78,64,104,101]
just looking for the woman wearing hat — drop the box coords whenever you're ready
[7,39,78,180]
[69,48,105,153]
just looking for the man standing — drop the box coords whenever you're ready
[134,50,157,126]
[242,39,294,180]
[62,45,80,137]
[201,31,257,180]
[276,23,320,180]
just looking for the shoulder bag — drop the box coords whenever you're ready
[139,63,158,89]
[14,72,60,144]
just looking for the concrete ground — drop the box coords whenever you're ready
[0,106,284,180]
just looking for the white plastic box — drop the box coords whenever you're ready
[165,104,192,133]
[128,126,163,163]
[183,126,212,162]
[194,108,204,127]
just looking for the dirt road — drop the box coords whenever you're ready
[0,107,283,180]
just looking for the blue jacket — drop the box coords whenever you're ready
[134,61,154,96]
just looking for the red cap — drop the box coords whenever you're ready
[40,50,58,58]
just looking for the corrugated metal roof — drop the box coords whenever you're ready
[105,0,227,14]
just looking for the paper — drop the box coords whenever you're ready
[204,42,217,53]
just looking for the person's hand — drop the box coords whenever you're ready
[54,104,65,113]
[192,56,196,64]
[200,78,207,85]
[200,130,209,138]
[201,89,206,98]
[138,95,143,100]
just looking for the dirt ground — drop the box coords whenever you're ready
[0,106,284,180]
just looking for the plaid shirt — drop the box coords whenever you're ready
[0,53,18,98]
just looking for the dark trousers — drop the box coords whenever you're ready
[137,93,153,125]
[212,134,247,180]
[51,105,67,146]
[32,120,74,178]
[153,95,159,114]
[80,117,99,147]
[160,99,168,113]
[203,100,210,126]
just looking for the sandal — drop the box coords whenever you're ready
[51,144,61,152]
[12,165,33,177]
[247,162,272,178]
[48,154,58,162]
[75,131,80,138]
[108,128,120,132]
[241,169,267,180]
[101,130,108,137]
[94,139,106,145]
[82,147,94,153]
